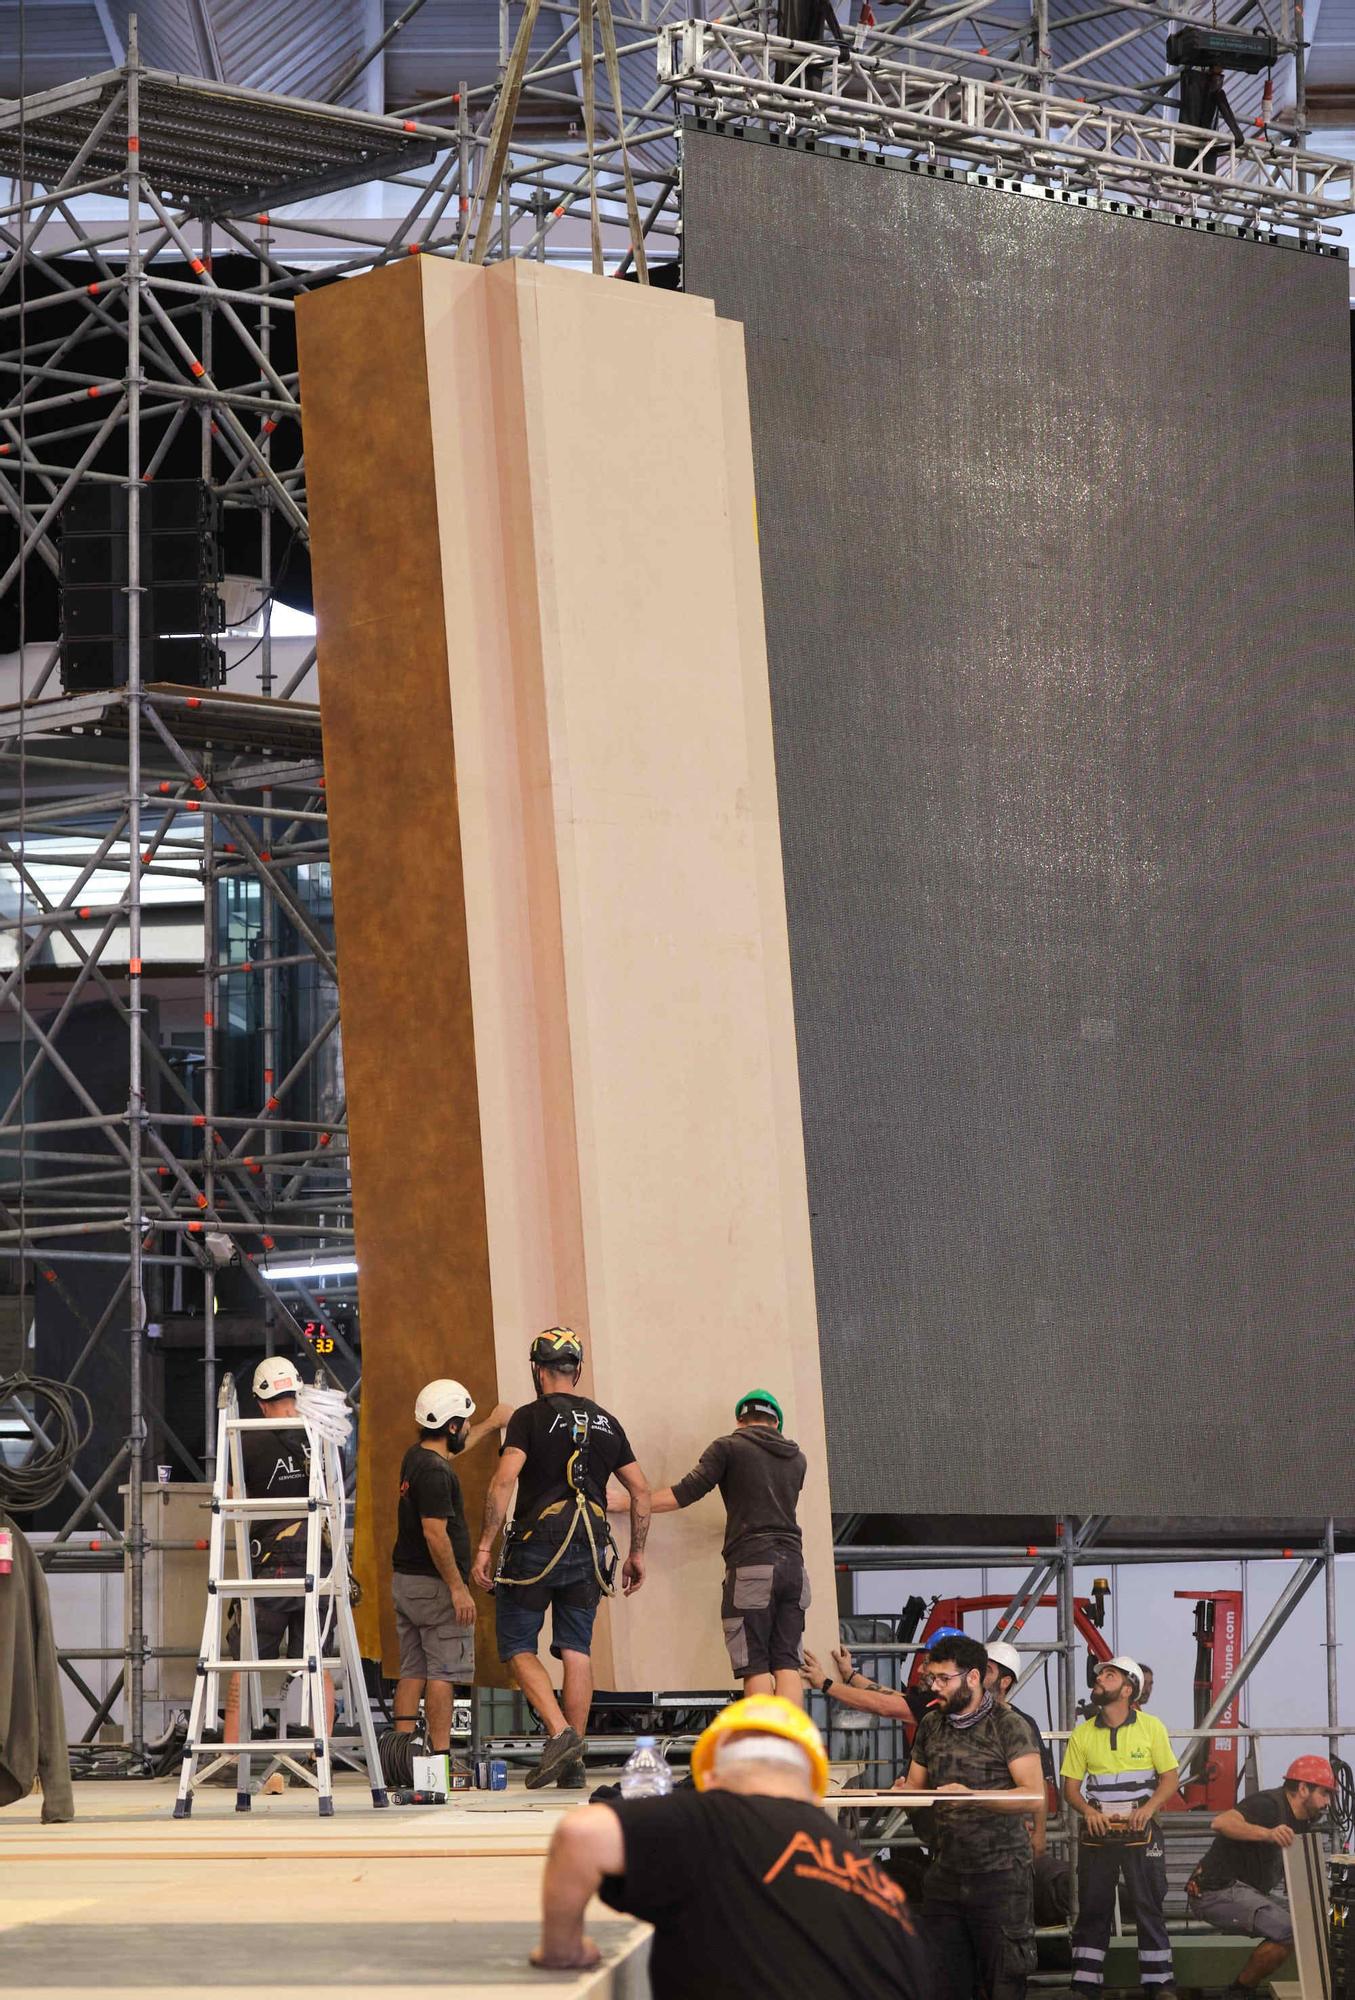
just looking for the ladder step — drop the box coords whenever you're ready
[190,1740,323,1755]
[216,1498,319,1516]
[201,1657,343,1672]
[212,1578,321,1596]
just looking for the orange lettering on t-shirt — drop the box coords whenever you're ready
[762,1830,914,1933]
[763,1829,823,1885]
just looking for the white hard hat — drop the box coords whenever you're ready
[253,1356,302,1400]
[415,1378,475,1430]
[1106,1655,1144,1696]
[986,1641,1021,1681]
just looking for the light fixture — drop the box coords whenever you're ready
[259,1257,359,1283]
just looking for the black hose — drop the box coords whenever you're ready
[0,1372,94,1512]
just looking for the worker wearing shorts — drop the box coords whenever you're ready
[649,1389,810,1703]
[390,1377,509,1759]
[1188,1760,1334,1998]
[472,1328,651,1790]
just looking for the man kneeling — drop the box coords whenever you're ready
[1189,1754,1332,1998]
[531,1695,927,1998]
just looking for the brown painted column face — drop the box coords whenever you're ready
[298,258,832,1692]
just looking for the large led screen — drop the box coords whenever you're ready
[684,126,1355,1517]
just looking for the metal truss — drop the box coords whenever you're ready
[661,19,1355,236]
[2,5,1349,1772]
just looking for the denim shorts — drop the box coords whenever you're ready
[495,1541,602,1664]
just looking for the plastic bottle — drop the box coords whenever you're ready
[619,1735,672,1799]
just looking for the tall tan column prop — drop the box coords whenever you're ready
[299,258,832,1688]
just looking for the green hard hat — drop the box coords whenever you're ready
[735,1388,784,1431]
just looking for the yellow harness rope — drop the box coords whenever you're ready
[495,1447,614,1595]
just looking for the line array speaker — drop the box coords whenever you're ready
[59,480,225,695]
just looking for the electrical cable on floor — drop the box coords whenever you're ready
[377,1726,417,1788]
[0,1372,94,1512]
[1331,1755,1355,1850]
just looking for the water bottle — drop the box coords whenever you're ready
[619,1735,672,1799]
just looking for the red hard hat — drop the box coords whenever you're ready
[1286,1755,1336,1790]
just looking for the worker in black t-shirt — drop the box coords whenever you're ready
[471,1328,650,1790]
[1188,1755,1333,1997]
[640,1389,811,1704]
[530,1693,927,1997]
[221,1357,332,1785]
[390,1377,511,1758]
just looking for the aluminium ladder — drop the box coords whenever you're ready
[174,1372,387,1816]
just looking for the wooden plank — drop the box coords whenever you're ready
[1283,1831,1332,2000]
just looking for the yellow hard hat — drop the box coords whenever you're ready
[691,1695,830,1801]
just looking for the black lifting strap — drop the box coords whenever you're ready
[495,1402,616,1595]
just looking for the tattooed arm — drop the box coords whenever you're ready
[614,1459,651,1595]
[470,1445,524,1590]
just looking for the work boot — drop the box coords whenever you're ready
[526,1725,584,1790]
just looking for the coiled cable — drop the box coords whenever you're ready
[1331,1755,1355,1851]
[0,1373,94,1512]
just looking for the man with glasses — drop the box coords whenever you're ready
[891,1633,1044,2000]
[1062,1656,1179,1998]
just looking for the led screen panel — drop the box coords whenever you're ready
[684,127,1355,1517]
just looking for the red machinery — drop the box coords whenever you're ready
[1168,1589,1243,1813]
[907,1592,1112,1695]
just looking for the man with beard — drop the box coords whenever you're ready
[891,1633,1044,2000]
[391,1377,512,1759]
[1188,1754,1332,1997]
[1062,1657,1180,1998]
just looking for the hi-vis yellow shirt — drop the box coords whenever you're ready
[1061,1709,1177,1810]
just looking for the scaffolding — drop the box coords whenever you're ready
[1,6,1352,1771]
[822,1520,1355,1911]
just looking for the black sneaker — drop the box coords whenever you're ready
[526,1725,584,1790]
[555,1758,588,1789]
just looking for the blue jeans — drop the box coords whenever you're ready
[494,1539,602,1663]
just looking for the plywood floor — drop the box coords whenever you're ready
[0,1778,650,1998]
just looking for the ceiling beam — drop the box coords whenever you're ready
[91,0,125,65]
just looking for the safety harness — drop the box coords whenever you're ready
[495,1398,618,1596]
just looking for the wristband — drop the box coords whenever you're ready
[821,1676,835,1696]
[850,1672,865,1687]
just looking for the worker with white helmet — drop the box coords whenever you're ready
[984,1640,1068,1923]
[391,1377,512,1760]
[530,1694,927,1996]
[985,1640,1053,1780]
[220,1355,334,1790]
[1062,1655,1180,1998]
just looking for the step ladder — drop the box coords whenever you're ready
[174,1372,388,1816]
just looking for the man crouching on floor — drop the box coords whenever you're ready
[530,1694,928,1999]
